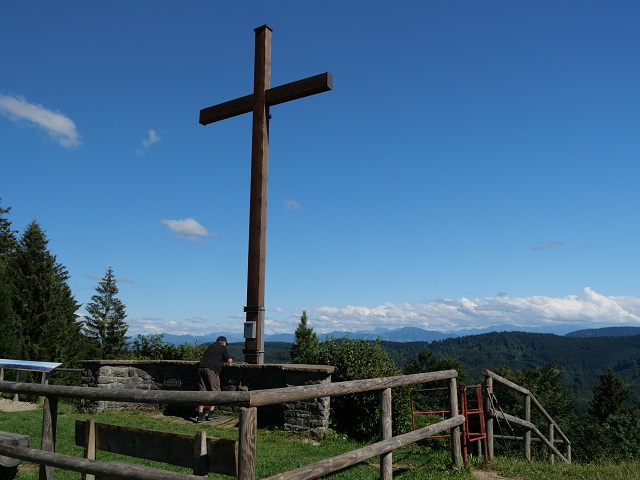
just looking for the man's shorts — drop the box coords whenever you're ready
[198,367,220,392]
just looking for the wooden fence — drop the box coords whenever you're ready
[483,369,571,464]
[0,369,464,480]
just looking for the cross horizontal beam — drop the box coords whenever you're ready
[199,72,333,126]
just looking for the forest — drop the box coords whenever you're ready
[382,331,640,413]
[241,332,640,413]
[251,330,640,414]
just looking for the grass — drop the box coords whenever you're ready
[1,401,639,479]
[0,401,475,479]
[481,457,640,479]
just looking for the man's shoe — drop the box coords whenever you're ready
[206,413,220,420]
[196,415,205,423]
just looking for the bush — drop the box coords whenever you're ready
[125,334,206,361]
[316,337,411,440]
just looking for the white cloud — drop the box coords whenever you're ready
[136,129,161,155]
[142,129,161,149]
[127,315,216,337]
[161,218,214,241]
[302,288,640,334]
[0,94,81,148]
[122,288,640,338]
[284,199,301,212]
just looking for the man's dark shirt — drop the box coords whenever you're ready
[198,342,230,374]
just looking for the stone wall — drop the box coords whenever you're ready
[81,361,334,434]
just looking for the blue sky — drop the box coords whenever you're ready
[2,2,640,338]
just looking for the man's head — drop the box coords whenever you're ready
[216,336,227,345]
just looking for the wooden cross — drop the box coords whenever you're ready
[199,25,332,364]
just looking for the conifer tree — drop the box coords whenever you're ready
[0,262,21,358]
[290,310,319,364]
[0,199,21,358]
[11,221,82,364]
[0,198,18,259]
[83,267,129,358]
[588,368,633,421]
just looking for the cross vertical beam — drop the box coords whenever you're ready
[243,25,272,364]
[199,26,332,364]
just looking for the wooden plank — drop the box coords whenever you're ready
[248,371,458,407]
[261,415,465,480]
[493,411,568,463]
[264,73,333,108]
[198,94,253,125]
[0,431,30,467]
[199,73,333,125]
[0,381,251,407]
[0,442,208,480]
[207,436,238,477]
[75,421,237,476]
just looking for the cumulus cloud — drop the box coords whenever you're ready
[161,218,214,241]
[0,94,81,148]
[303,288,640,334]
[122,288,640,338]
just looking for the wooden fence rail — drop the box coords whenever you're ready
[483,369,571,464]
[0,369,464,479]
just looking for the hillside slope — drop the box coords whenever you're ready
[381,331,640,413]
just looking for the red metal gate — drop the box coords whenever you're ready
[410,384,488,462]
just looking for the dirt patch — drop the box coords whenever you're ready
[0,397,40,412]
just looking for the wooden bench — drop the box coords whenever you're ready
[75,420,237,479]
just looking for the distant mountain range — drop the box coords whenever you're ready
[154,324,640,346]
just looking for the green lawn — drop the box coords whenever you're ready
[1,402,638,479]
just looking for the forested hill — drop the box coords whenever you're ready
[380,331,640,413]
[564,326,640,338]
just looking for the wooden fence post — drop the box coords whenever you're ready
[484,375,494,460]
[193,430,208,475]
[448,377,463,469]
[83,419,96,480]
[524,394,531,462]
[39,395,58,480]
[379,387,392,480]
[13,371,21,402]
[549,422,555,465]
[238,407,257,480]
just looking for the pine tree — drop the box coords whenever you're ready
[0,198,18,259]
[11,221,82,364]
[0,199,21,358]
[83,267,129,358]
[290,310,319,364]
[0,262,21,358]
[588,368,632,421]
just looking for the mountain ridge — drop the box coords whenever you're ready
[153,324,640,346]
